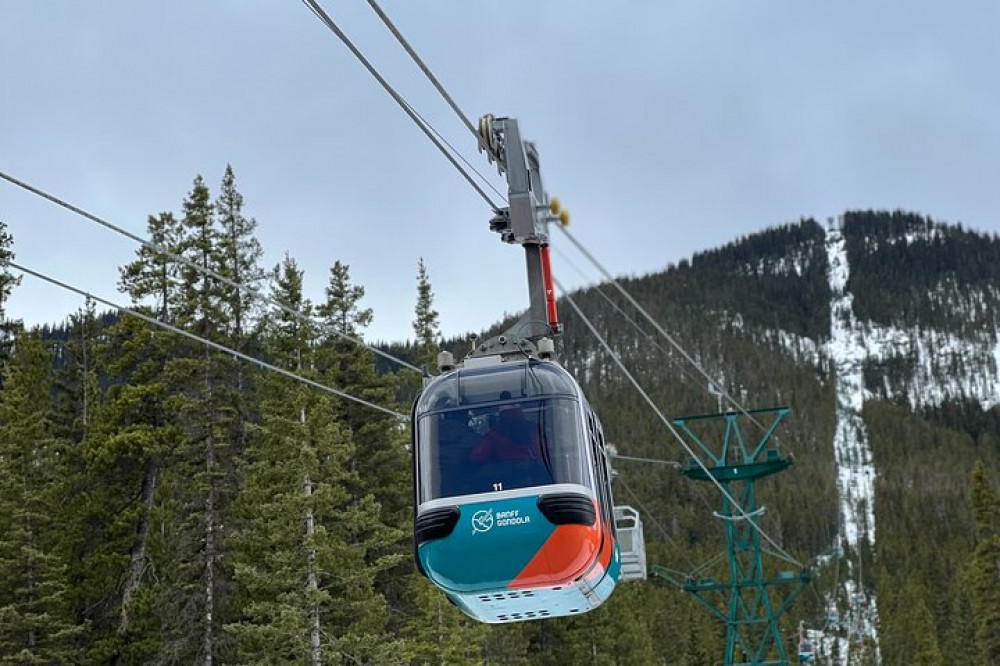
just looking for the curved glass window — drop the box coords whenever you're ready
[417,396,591,502]
[416,360,581,413]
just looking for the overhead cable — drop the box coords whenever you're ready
[555,276,804,568]
[363,0,504,166]
[610,453,682,468]
[551,243,707,391]
[0,169,421,374]
[5,260,409,421]
[400,97,507,202]
[556,224,783,442]
[299,0,502,211]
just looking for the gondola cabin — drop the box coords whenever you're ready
[798,638,816,664]
[412,354,620,623]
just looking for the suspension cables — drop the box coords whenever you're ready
[5,260,409,421]
[0,169,421,375]
[362,0,503,166]
[551,243,706,392]
[555,223,780,441]
[299,0,502,212]
[555,276,804,568]
[362,1,473,139]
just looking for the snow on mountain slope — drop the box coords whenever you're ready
[823,221,881,664]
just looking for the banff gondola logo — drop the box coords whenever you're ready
[471,508,531,534]
[471,509,494,534]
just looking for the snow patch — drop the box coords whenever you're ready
[823,224,881,662]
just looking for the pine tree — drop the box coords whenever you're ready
[412,257,440,369]
[80,313,184,664]
[0,219,22,366]
[214,164,264,343]
[0,331,84,662]
[313,260,414,655]
[118,212,183,319]
[155,174,235,665]
[315,261,408,521]
[968,461,1000,663]
[228,256,333,665]
[73,205,192,663]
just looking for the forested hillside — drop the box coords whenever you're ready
[1,169,998,666]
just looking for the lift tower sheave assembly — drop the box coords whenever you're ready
[653,407,813,666]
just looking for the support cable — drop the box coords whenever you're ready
[362,0,503,166]
[551,243,711,396]
[5,260,409,421]
[0,169,421,374]
[555,277,804,568]
[399,97,507,203]
[610,453,682,468]
[556,224,783,444]
[299,0,502,211]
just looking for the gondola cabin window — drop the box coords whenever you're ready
[415,362,593,504]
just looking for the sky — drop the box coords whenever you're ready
[1,1,998,344]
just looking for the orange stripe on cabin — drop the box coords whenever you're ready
[509,524,601,589]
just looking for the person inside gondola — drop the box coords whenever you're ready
[437,411,478,497]
[470,396,551,489]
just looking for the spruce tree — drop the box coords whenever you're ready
[228,256,335,665]
[412,257,440,369]
[50,298,102,445]
[315,261,408,521]
[968,461,1000,663]
[0,331,84,662]
[214,166,264,462]
[118,212,183,319]
[0,219,22,366]
[399,577,486,665]
[156,174,235,665]
[214,164,264,343]
[80,313,184,664]
[313,260,413,654]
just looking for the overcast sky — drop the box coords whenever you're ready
[2,1,998,343]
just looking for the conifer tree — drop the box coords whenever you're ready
[0,331,84,662]
[412,257,440,368]
[943,580,979,665]
[214,164,264,343]
[81,314,184,664]
[313,260,413,648]
[214,166,264,461]
[396,575,486,664]
[681,607,718,666]
[50,298,102,445]
[119,212,183,318]
[228,256,333,664]
[0,219,22,366]
[156,174,236,665]
[74,209,191,663]
[315,261,408,520]
[968,461,1000,663]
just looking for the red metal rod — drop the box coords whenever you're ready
[541,244,559,330]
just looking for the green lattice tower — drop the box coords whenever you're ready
[653,407,812,666]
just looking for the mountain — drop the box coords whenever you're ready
[551,210,1000,664]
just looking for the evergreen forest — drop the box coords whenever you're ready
[1,169,999,665]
